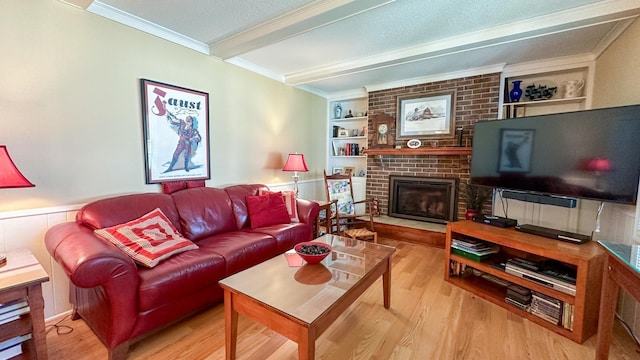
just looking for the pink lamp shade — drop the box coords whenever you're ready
[282,153,309,172]
[0,146,35,188]
[282,153,308,197]
[587,158,612,172]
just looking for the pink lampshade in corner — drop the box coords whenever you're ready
[587,157,612,172]
[282,153,308,197]
[282,153,309,172]
[0,146,35,188]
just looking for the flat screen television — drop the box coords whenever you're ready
[470,105,640,205]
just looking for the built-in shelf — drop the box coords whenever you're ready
[364,147,472,156]
[331,116,367,122]
[504,96,586,107]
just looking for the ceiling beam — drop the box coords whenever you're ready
[208,0,396,59]
[284,0,640,85]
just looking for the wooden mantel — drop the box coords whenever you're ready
[363,147,472,156]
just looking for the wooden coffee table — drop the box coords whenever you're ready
[218,234,395,360]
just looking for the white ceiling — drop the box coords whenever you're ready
[63,0,640,97]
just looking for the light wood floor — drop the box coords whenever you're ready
[45,238,640,360]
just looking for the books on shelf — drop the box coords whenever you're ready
[451,241,499,262]
[449,260,470,277]
[0,334,30,358]
[451,237,494,251]
[331,142,361,156]
[0,299,29,326]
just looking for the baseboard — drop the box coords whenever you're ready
[373,221,445,248]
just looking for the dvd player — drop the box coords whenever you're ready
[515,224,591,244]
[471,214,518,228]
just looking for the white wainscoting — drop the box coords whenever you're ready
[0,206,80,319]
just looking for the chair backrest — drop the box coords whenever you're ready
[323,170,356,215]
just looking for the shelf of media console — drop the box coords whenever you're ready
[448,253,576,304]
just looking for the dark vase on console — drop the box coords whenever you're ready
[509,80,523,102]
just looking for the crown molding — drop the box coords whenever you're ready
[87,1,210,55]
[225,58,285,83]
[592,17,638,58]
[502,54,595,77]
[364,64,506,92]
[327,89,368,101]
[285,0,640,86]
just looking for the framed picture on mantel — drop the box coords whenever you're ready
[396,90,456,140]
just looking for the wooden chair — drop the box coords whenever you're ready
[323,170,374,234]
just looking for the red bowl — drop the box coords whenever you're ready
[294,242,332,264]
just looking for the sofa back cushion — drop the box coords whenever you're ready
[171,187,237,241]
[224,184,270,229]
[77,193,181,231]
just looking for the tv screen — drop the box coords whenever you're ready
[470,105,640,204]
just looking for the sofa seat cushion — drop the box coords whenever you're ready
[137,247,226,312]
[198,231,278,275]
[249,223,313,253]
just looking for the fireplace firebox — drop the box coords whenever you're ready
[388,176,458,224]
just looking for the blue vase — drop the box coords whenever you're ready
[509,81,523,102]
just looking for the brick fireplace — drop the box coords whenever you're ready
[366,73,500,221]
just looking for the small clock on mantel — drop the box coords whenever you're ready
[370,113,394,148]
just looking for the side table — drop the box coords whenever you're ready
[313,200,337,238]
[0,249,49,359]
[595,241,640,360]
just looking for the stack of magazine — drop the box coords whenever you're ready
[451,237,500,262]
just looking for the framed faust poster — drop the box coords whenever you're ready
[140,79,211,183]
[498,129,534,173]
[396,90,456,140]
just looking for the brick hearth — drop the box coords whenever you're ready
[366,73,500,221]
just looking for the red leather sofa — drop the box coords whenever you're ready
[45,184,320,360]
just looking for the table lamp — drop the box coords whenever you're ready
[0,146,34,188]
[282,153,308,197]
[0,145,34,265]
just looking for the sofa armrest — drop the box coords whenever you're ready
[295,198,320,225]
[45,222,139,345]
[45,222,138,288]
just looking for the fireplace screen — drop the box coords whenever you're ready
[388,176,458,224]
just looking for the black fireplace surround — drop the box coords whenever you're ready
[388,175,458,224]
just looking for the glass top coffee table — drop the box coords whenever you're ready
[218,234,396,360]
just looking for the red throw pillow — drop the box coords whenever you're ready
[94,208,198,268]
[246,193,291,229]
[186,180,205,188]
[258,189,299,222]
[162,181,187,194]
